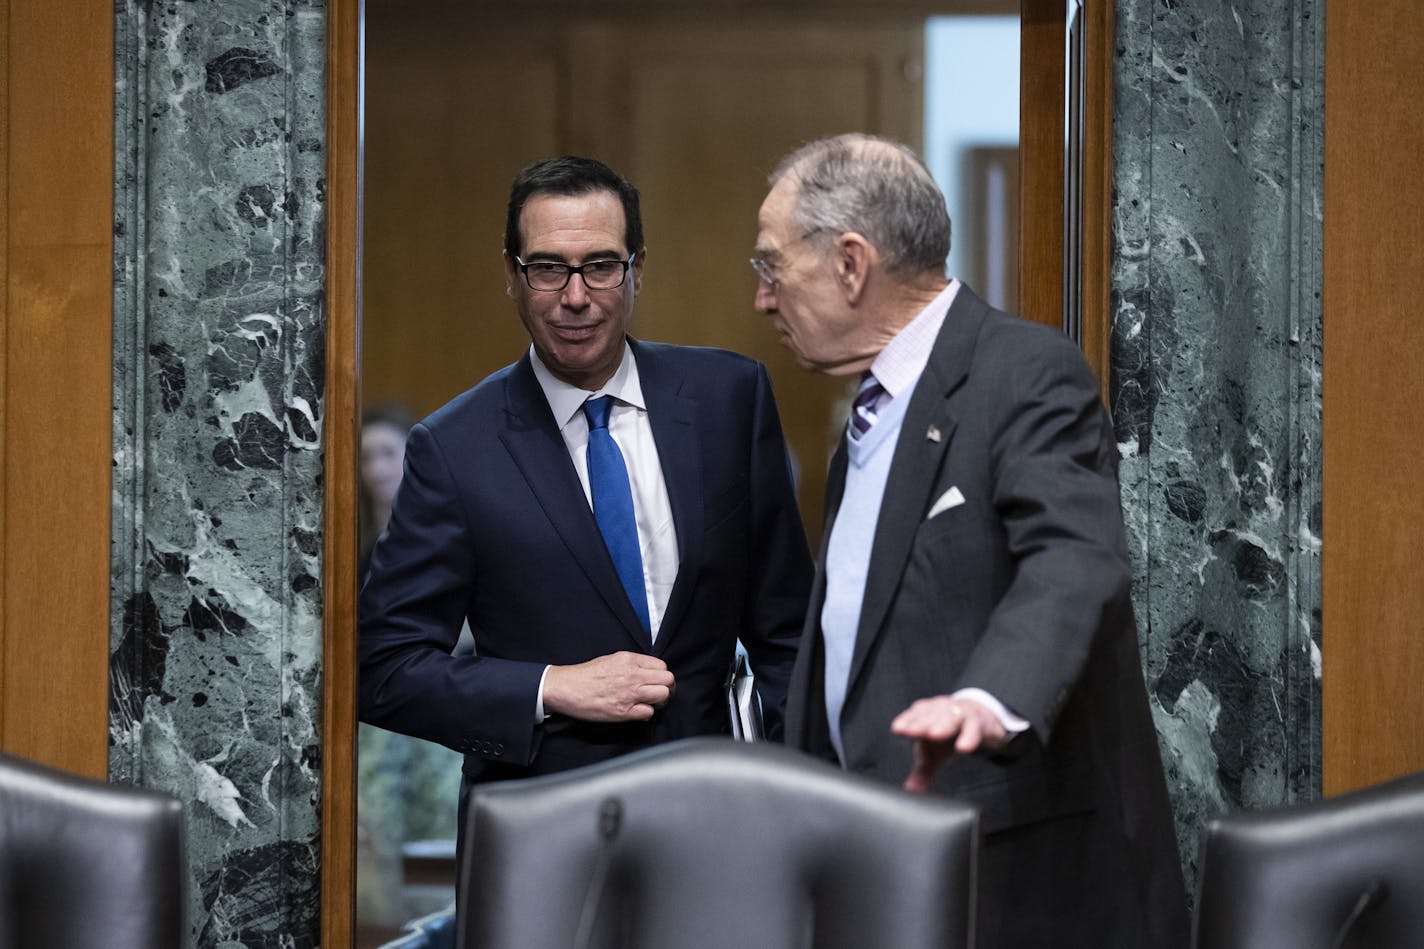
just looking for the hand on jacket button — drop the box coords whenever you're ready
[543,651,675,723]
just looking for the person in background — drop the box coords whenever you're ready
[359,403,415,580]
[355,401,462,934]
[754,133,1188,949]
[358,156,811,851]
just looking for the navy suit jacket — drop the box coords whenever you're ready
[784,287,1187,949]
[359,339,811,785]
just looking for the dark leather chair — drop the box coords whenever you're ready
[0,751,185,949]
[1193,770,1424,949]
[457,737,979,949]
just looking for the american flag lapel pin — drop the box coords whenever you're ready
[926,425,942,443]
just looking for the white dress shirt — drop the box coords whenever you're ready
[528,343,680,718]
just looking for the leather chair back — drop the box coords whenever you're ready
[1194,770,1424,949]
[0,752,185,949]
[458,737,978,949]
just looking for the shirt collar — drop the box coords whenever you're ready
[529,341,647,429]
[869,279,961,398]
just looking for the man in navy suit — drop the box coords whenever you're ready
[755,135,1187,948]
[359,157,811,807]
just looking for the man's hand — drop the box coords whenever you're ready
[543,652,675,723]
[891,695,1009,794]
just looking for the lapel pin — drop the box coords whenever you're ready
[926,425,942,443]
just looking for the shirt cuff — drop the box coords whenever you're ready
[952,687,1030,734]
[535,665,551,723]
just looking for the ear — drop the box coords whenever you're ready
[630,246,647,294]
[834,232,875,305]
[503,252,519,299]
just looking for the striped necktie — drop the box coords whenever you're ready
[849,373,887,439]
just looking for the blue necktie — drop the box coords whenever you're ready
[583,396,651,633]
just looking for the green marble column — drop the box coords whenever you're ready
[1110,0,1324,891]
[111,1,328,944]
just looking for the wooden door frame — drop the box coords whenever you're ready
[1321,0,1424,795]
[322,0,363,944]
[319,0,1115,940]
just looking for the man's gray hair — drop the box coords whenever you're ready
[769,134,951,277]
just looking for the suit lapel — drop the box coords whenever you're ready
[497,356,651,651]
[634,342,703,655]
[787,436,848,751]
[823,434,850,530]
[844,288,989,696]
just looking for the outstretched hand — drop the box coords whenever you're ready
[543,651,675,723]
[891,695,1009,794]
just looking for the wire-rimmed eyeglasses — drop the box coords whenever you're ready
[513,253,637,292]
[749,256,779,287]
[750,230,827,288]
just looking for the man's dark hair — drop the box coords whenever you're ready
[504,156,643,258]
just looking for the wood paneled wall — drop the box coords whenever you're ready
[360,11,925,546]
[0,0,113,778]
[1322,0,1424,794]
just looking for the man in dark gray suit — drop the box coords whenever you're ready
[752,134,1188,949]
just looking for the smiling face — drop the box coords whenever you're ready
[504,190,643,390]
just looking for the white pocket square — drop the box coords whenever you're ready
[927,486,966,520]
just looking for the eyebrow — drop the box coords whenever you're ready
[522,249,627,263]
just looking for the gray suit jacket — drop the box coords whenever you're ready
[784,287,1188,949]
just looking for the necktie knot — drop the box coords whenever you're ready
[583,395,613,430]
[850,374,887,438]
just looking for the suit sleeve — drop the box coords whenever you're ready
[358,421,546,765]
[959,333,1133,744]
[739,364,814,740]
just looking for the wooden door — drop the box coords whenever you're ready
[570,21,923,535]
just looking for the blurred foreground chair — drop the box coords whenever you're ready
[457,737,979,949]
[1193,770,1424,949]
[0,751,185,949]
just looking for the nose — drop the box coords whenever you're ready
[561,271,591,307]
[754,279,777,313]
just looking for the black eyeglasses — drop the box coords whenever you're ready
[513,254,637,292]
